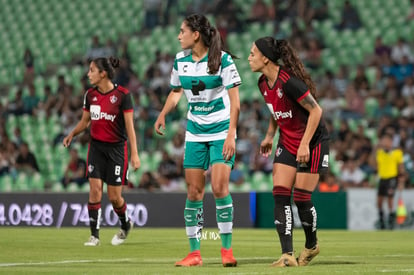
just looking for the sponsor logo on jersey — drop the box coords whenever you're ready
[90,105,116,122]
[92,96,98,101]
[276,88,283,98]
[110,95,118,104]
[274,110,292,120]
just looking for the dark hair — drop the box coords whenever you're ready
[255,37,317,98]
[184,14,235,74]
[92,56,120,80]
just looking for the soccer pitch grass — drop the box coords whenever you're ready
[0,228,413,274]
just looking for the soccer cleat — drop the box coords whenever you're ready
[175,251,203,267]
[271,253,298,267]
[297,244,320,266]
[221,247,237,267]
[111,220,133,246]
[84,236,100,246]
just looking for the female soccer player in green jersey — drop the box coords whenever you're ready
[154,14,241,267]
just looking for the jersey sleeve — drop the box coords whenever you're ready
[121,91,134,112]
[283,76,310,102]
[221,52,241,90]
[83,90,90,112]
[170,57,182,89]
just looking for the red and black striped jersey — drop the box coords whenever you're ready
[258,68,328,155]
[83,84,133,143]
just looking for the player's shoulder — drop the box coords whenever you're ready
[115,84,129,95]
[175,49,192,60]
[278,67,292,84]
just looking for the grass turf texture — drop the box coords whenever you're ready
[0,228,413,274]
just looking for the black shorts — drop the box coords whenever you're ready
[378,177,398,197]
[273,141,329,174]
[87,139,129,186]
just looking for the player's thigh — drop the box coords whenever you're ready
[185,168,206,200]
[272,163,297,189]
[88,178,103,202]
[210,163,231,198]
[295,172,320,192]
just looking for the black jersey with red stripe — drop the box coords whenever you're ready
[258,68,328,155]
[83,84,133,143]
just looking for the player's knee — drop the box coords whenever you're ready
[293,188,312,203]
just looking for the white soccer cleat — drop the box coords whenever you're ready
[111,221,133,246]
[84,236,100,246]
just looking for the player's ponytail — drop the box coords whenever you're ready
[184,14,236,75]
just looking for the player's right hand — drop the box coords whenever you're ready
[154,116,166,136]
[260,138,273,157]
[62,135,72,148]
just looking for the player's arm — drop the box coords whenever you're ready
[260,116,278,157]
[297,92,323,162]
[154,88,183,135]
[124,111,140,170]
[223,86,240,160]
[63,110,91,147]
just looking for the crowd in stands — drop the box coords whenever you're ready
[0,0,414,192]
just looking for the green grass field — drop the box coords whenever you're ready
[1,227,413,274]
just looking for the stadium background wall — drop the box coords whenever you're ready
[1,191,412,229]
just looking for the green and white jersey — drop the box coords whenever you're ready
[171,50,241,142]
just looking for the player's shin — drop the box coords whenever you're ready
[294,188,317,249]
[113,201,130,231]
[216,194,234,249]
[184,199,204,252]
[273,186,293,254]
[88,202,101,239]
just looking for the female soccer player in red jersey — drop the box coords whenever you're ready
[63,57,140,246]
[248,37,330,267]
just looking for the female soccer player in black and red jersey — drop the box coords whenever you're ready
[63,57,140,246]
[248,37,330,267]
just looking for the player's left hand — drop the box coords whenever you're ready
[131,154,141,171]
[223,137,236,161]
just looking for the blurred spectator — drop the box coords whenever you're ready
[246,0,270,24]
[332,65,349,96]
[353,65,370,96]
[302,0,328,24]
[0,147,11,176]
[229,157,245,186]
[15,142,39,174]
[7,89,25,116]
[84,35,105,63]
[372,36,391,65]
[337,0,361,30]
[318,172,341,192]
[37,85,58,117]
[101,38,117,58]
[61,148,87,189]
[23,48,35,86]
[341,84,365,119]
[339,156,369,188]
[138,171,160,191]
[390,38,414,65]
[304,38,322,69]
[143,0,162,32]
[22,84,40,115]
[156,150,183,192]
[11,127,23,146]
